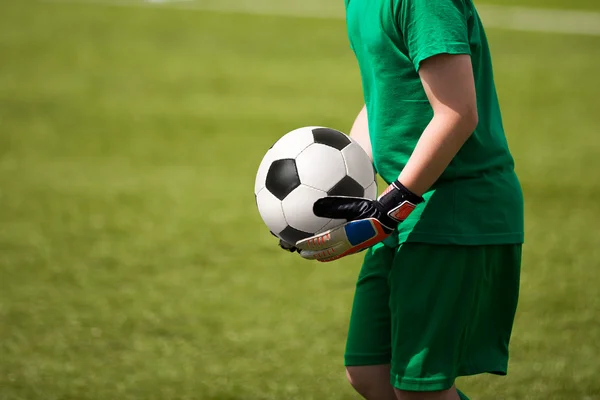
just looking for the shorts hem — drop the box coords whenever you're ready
[390,374,455,392]
[458,363,508,377]
[390,364,509,392]
[390,364,508,392]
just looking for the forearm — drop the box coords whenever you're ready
[349,105,372,161]
[398,112,476,196]
[399,53,478,196]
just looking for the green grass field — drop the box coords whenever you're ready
[1,0,600,399]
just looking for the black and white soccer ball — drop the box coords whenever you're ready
[254,126,377,245]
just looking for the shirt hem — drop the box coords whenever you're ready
[397,231,524,246]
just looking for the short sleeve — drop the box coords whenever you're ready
[397,0,471,71]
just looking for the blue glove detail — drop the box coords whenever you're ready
[345,219,378,246]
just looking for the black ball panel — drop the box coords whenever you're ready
[266,159,301,201]
[328,176,365,197]
[279,226,313,244]
[312,128,351,150]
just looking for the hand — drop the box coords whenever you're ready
[271,231,298,253]
[295,181,423,262]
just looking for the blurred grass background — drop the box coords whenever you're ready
[1,0,599,399]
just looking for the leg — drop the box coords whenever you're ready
[344,243,396,400]
[346,365,397,400]
[386,244,520,395]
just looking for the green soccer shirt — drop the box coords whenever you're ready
[345,0,524,245]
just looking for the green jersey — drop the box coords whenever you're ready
[345,0,524,245]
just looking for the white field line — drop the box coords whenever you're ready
[480,4,600,36]
[40,0,600,37]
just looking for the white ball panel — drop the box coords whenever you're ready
[342,142,376,189]
[254,149,275,195]
[364,181,378,200]
[256,189,288,235]
[295,143,347,192]
[282,185,330,234]
[270,127,317,159]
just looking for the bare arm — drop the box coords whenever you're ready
[297,56,477,260]
[398,54,478,196]
[349,105,372,162]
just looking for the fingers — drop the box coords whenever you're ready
[299,241,351,262]
[270,230,299,252]
[279,240,298,252]
[296,224,349,252]
[298,218,391,262]
[296,224,354,262]
[313,196,370,220]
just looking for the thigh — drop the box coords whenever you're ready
[387,243,521,392]
[344,242,395,367]
[460,244,521,376]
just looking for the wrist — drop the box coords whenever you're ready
[397,171,427,197]
[378,180,424,224]
[378,180,423,205]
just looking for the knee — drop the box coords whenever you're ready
[345,367,362,391]
[346,366,391,399]
[346,367,370,397]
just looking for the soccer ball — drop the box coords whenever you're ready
[254,127,377,245]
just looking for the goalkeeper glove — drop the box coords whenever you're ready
[295,180,423,262]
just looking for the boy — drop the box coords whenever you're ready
[279,0,524,399]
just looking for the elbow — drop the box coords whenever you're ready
[451,106,478,139]
[461,106,479,136]
[436,106,479,138]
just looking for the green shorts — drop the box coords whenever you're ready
[344,242,522,392]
